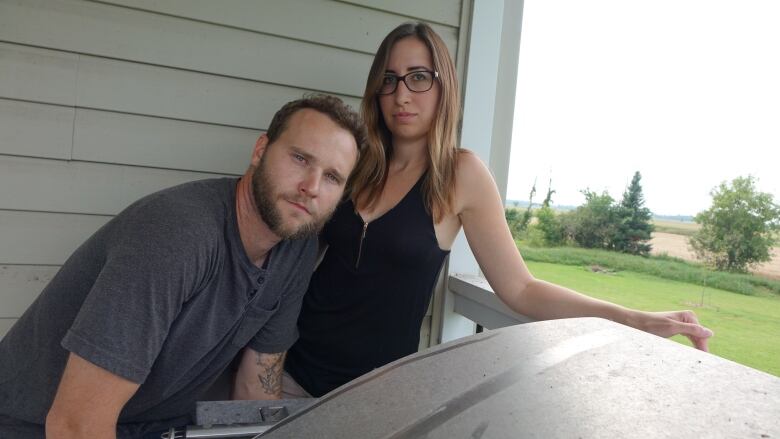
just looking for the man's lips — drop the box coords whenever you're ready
[286,200,310,215]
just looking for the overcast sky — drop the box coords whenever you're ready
[507,0,780,217]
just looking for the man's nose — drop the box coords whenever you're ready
[299,169,321,197]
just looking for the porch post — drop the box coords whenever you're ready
[435,0,525,343]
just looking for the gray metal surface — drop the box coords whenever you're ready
[195,399,314,426]
[260,318,780,438]
[160,399,315,438]
[162,424,270,439]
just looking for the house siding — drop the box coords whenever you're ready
[0,0,465,346]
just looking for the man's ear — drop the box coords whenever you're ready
[251,134,270,166]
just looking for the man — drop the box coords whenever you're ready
[0,95,364,438]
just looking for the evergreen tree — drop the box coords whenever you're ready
[615,171,654,255]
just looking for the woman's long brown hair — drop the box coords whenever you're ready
[349,22,462,223]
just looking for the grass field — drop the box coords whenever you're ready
[519,245,780,296]
[526,260,780,377]
[651,219,700,236]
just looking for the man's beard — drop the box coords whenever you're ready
[251,156,333,240]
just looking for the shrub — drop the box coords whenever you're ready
[690,176,780,272]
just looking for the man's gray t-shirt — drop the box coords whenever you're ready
[0,177,316,437]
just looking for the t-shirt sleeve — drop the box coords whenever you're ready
[61,199,212,384]
[247,240,316,353]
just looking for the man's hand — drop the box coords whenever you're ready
[46,353,139,439]
[233,348,286,400]
[632,310,714,352]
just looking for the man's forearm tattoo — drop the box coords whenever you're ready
[255,351,285,396]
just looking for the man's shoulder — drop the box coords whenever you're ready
[138,177,235,213]
[120,178,236,227]
[94,177,238,260]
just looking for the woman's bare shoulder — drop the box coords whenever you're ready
[455,148,493,183]
[453,148,500,211]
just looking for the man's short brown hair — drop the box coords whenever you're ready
[266,94,366,158]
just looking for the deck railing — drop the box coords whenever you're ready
[446,273,534,330]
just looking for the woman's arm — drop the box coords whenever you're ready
[454,152,712,350]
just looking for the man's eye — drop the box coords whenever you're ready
[293,153,306,162]
[325,173,340,184]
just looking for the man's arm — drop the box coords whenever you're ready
[46,353,139,439]
[233,348,286,400]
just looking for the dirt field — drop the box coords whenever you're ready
[650,232,780,280]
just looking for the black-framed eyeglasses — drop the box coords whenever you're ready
[377,70,439,95]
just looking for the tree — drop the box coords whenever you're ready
[541,178,555,208]
[535,205,565,246]
[533,179,565,246]
[614,171,654,255]
[689,176,780,272]
[505,207,523,240]
[568,190,620,249]
[505,181,538,240]
[519,178,537,232]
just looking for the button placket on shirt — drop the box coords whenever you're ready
[246,274,261,299]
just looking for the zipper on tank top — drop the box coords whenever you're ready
[355,220,368,269]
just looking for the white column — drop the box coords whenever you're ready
[438,0,525,343]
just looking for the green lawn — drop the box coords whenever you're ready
[526,260,780,377]
[519,245,780,296]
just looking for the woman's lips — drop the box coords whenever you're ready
[394,112,416,123]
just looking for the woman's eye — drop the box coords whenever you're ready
[382,76,396,85]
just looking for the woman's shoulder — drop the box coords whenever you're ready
[452,147,499,211]
[455,148,492,181]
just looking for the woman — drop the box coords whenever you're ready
[283,22,712,398]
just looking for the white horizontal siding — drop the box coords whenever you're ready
[0,210,111,265]
[0,43,361,130]
[0,0,372,97]
[0,99,260,172]
[341,0,461,27]
[0,99,73,160]
[0,265,59,317]
[73,54,361,129]
[0,0,465,348]
[92,0,458,55]
[0,42,78,105]
[0,156,227,215]
[73,109,258,174]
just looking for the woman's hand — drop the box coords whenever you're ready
[629,310,714,352]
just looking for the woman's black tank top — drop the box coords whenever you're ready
[285,174,450,397]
